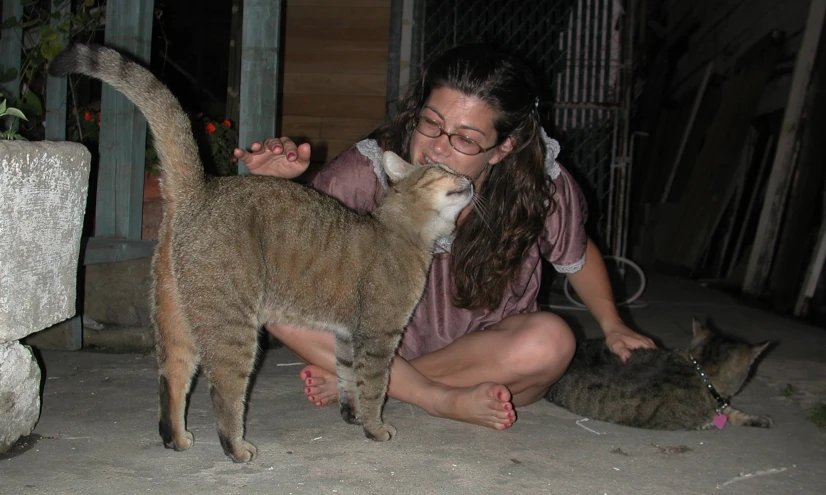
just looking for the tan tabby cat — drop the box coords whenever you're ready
[49,44,473,462]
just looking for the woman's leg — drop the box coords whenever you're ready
[266,311,574,429]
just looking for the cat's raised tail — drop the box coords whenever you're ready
[48,43,205,204]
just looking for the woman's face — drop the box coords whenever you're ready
[408,87,513,186]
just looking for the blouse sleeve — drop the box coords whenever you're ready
[310,143,385,213]
[538,161,589,273]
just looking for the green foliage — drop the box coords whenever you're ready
[0,96,28,140]
[1,1,236,174]
[0,0,106,141]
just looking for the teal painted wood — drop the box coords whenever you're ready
[96,0,153,239]
[82,238,156,265]
[45,2,71,141]
[237,0,282,175]
[0,1,22,97]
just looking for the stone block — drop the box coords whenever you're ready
[0,141,91,341]
[84,258,153,328]
[0,341,41,454]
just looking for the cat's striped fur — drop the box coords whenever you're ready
[49,44,473,462]
[546,319,773,430]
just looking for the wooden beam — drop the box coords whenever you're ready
[96,0,154,239]
[660,62,713,204]
[0,0,22,97]
[45,2,71,141]
[795,192,826,316]
[385,0,402,119]
[237,0,283,175]
[82,238,157,265]
[743,0,826,295]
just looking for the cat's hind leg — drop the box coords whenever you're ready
[351,330,402,441]
[199,325,260,463]
[725,407,773,428]
[153,247,198,452]
[334,334,361,425]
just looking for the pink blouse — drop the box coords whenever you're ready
[310,139,588,360]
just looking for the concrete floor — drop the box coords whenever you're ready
[2,273,825,494]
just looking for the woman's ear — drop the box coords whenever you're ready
[488,137,515,165]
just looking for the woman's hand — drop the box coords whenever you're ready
[232,137,312,179]
[602,322,656,363]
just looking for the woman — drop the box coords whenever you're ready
[233,43,655,430]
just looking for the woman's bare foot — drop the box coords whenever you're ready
[298,365,515,430]
[428,382,515,430]
[300,365,338,407]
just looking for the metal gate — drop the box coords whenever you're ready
[392,0,638,258]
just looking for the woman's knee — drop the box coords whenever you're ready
[506,312,575,375]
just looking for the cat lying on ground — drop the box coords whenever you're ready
[546,319,773,430]
[49,44,473,462]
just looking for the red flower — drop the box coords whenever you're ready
[222,119,231,128]
[206,122,217,134]
[196,112,203,118]
[83,111,93,121]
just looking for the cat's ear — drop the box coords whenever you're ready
[690,317,711,347]
[382,151,417,183]
[749,341,772,364]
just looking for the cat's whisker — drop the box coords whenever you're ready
[471,195,493,232]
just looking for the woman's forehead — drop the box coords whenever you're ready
[424,88,497,134]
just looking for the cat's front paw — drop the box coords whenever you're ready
[363,422,396,442]
[163,430,194,451]
[228,440,258,463]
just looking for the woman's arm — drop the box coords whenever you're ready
[565,238,655,362]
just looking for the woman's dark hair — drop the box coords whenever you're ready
[369,43,553,310]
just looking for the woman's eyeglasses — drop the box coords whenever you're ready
[412,115,499,156]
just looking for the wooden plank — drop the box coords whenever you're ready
[769,10,826,311]
[284,49,389,74]
[237,0,283,175]
[282,94,386,119]
[795,202,826,316]
[660,62,714,204]
[286,5,390,29]
[82,238,157,265]
[743,0,826,296]
[283,73,386,96]
[226,0,243,124]
[656,32,784,271]
[280,115,323,139]
[45,2,71,141]
[281,116,380,140]
[288,0,390,6]
[286,32,390,47]
[98,0,154,239]
[320,116,382,140]
[0,0,22,96]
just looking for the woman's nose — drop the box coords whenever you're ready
[431,132,451,156]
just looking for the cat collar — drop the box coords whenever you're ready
[688,355,729,412]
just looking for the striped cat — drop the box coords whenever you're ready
[546,319,773,430]
[49,44,473,462]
